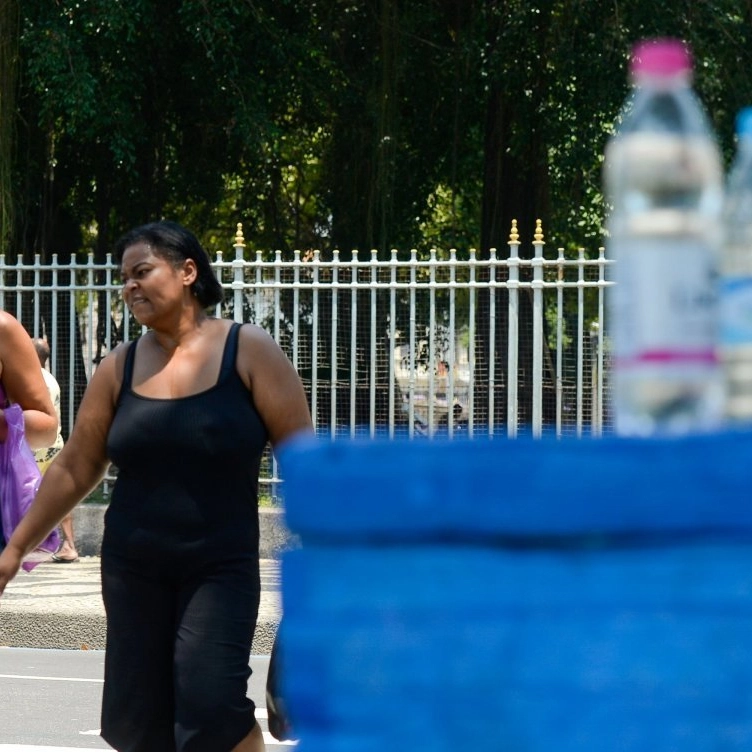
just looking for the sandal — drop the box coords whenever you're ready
[51,553,79,563]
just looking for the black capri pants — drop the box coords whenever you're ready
[100,552,260,752]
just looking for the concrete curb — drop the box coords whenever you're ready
[72,504,297,559]
[1,507,292,653]
[0,558,282,654]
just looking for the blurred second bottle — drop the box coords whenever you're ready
[720,107,752,424]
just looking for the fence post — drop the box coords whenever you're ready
[408,248,417,437]
[330,249,339,435]
[576,247,585,437]
[556,247,565,437]
[350,249,358,437]
[468,248,477,438]
[590,321,601,436]
[388,249,397,438]
[233,223,245,324]
[507,222,520,438]
[489,245,497,437]
[370,248,378,437]
[595,246,608,437]
[448,247,457,437]
[532,220,545,438]
[292,248,301,371]
[428,247,437,434]
[311,250,320,431]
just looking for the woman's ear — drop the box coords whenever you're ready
[182,258,199,288]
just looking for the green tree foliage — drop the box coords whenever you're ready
[8,1,752,258]
[6,0,752,427]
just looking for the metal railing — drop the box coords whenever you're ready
[0,220,612,494]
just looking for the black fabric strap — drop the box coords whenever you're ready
[218,323,241,383]
[121,339,139,391]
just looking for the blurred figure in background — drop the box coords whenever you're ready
[32,337,77,562]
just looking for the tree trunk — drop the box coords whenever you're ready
[0,0,19,256]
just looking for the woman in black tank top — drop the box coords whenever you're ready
[0,221,313,752]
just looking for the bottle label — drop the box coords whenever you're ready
[719,276,752,346]
[610,237,718,367]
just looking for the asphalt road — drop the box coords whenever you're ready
[0,647,295,751]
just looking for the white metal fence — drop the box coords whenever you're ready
[1,221,611,495]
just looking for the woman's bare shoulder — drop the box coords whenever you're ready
[0,310,17,326]
[234,322,291,383]
[95,340,134,378]
[0,310,28,340]
[0,311,39,379]
[68,341,136,420]
[236,321,276,347]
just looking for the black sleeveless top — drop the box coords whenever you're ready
[103,323,269,567]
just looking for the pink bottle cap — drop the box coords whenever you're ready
[630,38,692,77]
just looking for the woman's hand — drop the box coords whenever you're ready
[0,544,23,600]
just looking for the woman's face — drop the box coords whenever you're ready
[120,243,194,326]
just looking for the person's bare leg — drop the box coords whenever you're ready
[55,515,79,560]
[230,721,265,751]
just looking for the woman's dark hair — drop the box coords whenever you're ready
[114,220,224,308]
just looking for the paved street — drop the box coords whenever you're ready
[0,558,291,749]
[0,647,295,750]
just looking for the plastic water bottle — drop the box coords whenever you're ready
[604,38,724,436]
[720,108,752,423]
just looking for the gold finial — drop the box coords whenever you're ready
[534,218,544,244]
[235,222,245,247]
[508,219,519,244]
